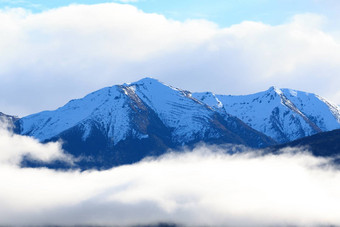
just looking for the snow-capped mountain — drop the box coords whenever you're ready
[14,78,340,168]
[16,78,275,168]
[193,87,340,143]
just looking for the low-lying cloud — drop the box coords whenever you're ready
[0,120,71,166]
[0,125,340,226]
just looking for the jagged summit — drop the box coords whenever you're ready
[267,86,281,93]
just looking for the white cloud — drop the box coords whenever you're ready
[0,119,71,165]
[0,128,340,227]
[0,4,340,116]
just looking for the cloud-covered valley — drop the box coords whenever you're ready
[1,3,340,116]
[1,124,340,227]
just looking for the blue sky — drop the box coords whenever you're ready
[1,0,339,27]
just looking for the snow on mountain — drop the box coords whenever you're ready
[18,85,143,144]
[191,92,223,109]
[17,78,339,151]
[194,87,340,143]
[16,78,275,168]
[129,78,222,143]
[14,78,340,168]
[281,89,340,131]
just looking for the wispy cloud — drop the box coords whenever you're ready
[0,124,339,226]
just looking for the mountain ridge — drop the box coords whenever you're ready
[15,78,276,168]
[4,77,340,168]
[270,128,340,161]
[194,86,340,143]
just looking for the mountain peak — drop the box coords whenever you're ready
[14,78,340,169]
[16,78,278,168]
[129,77,185,96]
[267,86,282,95]
[133,77,163,86]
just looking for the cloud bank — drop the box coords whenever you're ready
[0,120,71,166]
[0,3,340,116]
[0,124,340,226]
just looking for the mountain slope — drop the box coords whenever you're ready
[193,87,340,143]
[272,129,340,158]
[280,89,340,131]
[16,78,275,168]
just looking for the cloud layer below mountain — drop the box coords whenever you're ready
[0,125,340,226]
[0,3,340,116]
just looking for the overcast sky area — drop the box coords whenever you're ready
[0,0,340,117]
